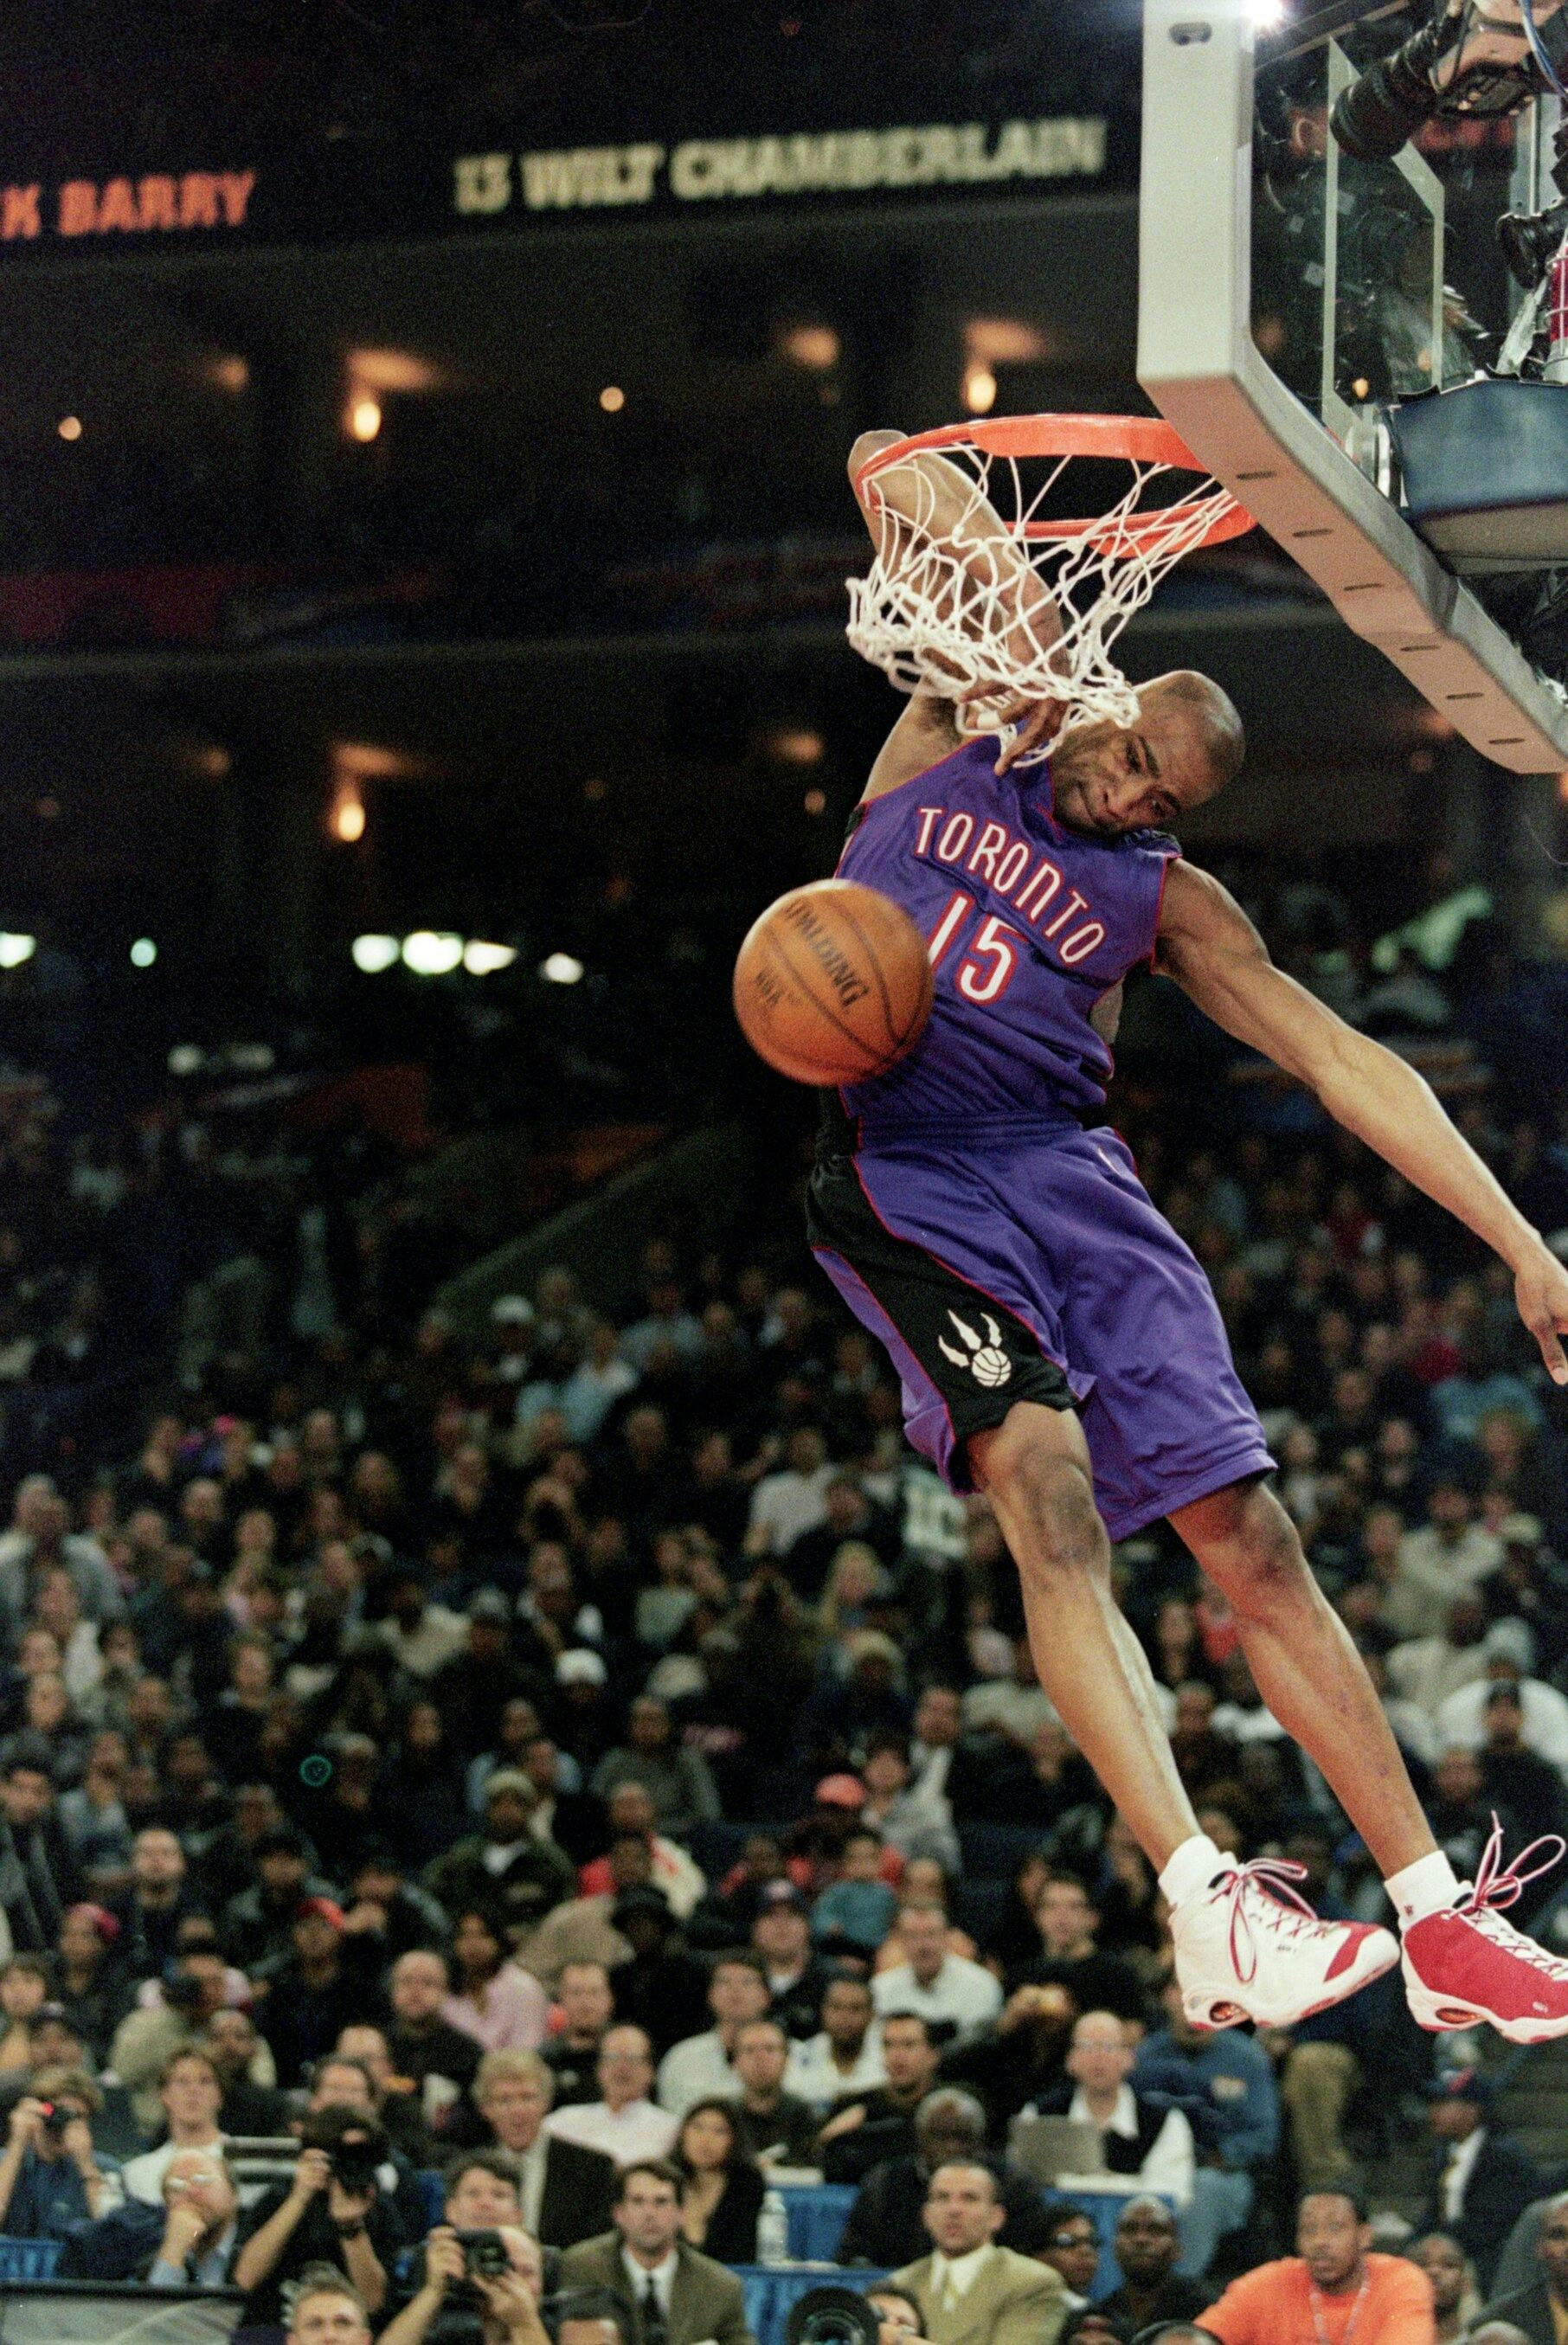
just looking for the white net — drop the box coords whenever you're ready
[845,429,1244,761]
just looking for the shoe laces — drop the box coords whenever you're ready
[1456,1815,1568,1978]
[1219,1857,1325,1985]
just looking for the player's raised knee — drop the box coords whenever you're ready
[975,1415,1103,1560]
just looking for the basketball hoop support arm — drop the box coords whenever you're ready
[1136,0,1568,773]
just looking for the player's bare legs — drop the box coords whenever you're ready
[1173,1474,1568,2040]
[969,1403,1195,1866]
[1169,1478,1436,1878]
[971,1403,1398,2029]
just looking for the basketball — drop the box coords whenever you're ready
[733,878,934,1087]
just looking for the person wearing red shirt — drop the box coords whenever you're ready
[1202,2188,1434,2345]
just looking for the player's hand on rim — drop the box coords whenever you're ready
[1513,1244,1568,1385]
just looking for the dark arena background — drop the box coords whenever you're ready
[3,4,1568,2343]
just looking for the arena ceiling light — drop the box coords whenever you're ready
[539,952,585,985]
[768,727,826,767]
[1245,0,1287,24]
[402,930,465,976]
[463,941,517,975]
[963,363,999,415]
[130,938,157,968]
[346,349,447,396]
[0,933,35,968]
[964,318,1050,368]
[779,322,841,372]
[331,780,367,843]
[351,935,401,974]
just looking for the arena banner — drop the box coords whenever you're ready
[0,171,260,244]
[0,112,1115,259]
[451,117,1110,222]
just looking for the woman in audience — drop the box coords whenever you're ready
[1409,2232,1479,2343]
[376,1699,469,1869]
[674,2098,764,2263]
[54,1905,130,2067]
[440,1907,549,2053]
[0,1958,51,2072]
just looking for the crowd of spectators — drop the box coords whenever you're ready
[4,897,1568,2345]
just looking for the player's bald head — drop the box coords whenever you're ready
[1139,670,1244,795]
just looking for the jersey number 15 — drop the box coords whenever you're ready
[928,891,1022,1005]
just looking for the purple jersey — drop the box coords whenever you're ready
[836,735,1178,1129]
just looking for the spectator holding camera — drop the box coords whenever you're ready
[383,2156,547,2345]
[0,2065,121,2236]
[233,2104,399,2325]
[307,2053,430,2243]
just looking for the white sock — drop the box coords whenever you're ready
[1385,1849,1461,1927]
[1160,1834,1227,1909]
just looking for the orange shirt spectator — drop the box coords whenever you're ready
[1205,2192,1433,2345]
[1203,2252,1434,2345]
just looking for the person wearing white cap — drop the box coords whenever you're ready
[557,1649,608,1692]
[1433,1635,1568,1770]
[490,1297,537,1390]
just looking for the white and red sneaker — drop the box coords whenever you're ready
[1172,1855,1399,2030]
[1402,1821,1568,2043]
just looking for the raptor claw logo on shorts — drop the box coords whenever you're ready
[937,1308,1012,1390]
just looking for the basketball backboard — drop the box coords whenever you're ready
[1137,0,1568,772]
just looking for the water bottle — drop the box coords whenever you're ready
[758,2188,790,2266]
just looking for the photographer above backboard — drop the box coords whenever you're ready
[1332,0,1568,160]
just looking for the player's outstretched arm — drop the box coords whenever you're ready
[1157,860,1568,1384]
[847,430,1063,774]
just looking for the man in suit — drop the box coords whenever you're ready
[893,2162,1067,2345]
[473,2048,617,2249]
[560,2160,755,2345]
[839,2089,1047,2267]
[1422,2067,1541,2295]
[1481,2192,1568,2345]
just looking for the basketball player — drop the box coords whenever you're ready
[807,428,1568,2040]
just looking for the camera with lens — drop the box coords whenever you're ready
[299,2105,388,2197]
[1331,1,1568,164]
[784,2287,883,2345]
[454,2230,511,2280]
[35,2101,72,2140]
[330,2136,383,2195]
